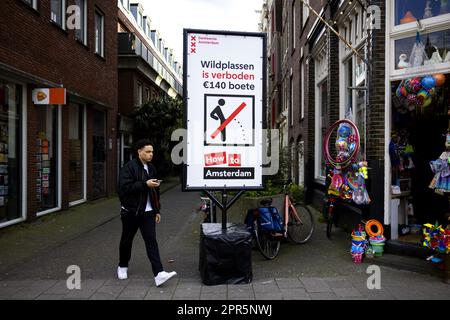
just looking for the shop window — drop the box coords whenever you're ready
[74,0,87,45]
[23,0,38,10]
[95,10,104,57]
[395,29,450,70]
[390,74,450,230]
[395,0,450,26]
[36,106,58,212]
[0,83,21,224]
[51,0,66,29]
[298,141,305,187]
[316,80,328,180]
[68,104,84,203]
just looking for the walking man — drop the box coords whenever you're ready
[117,139,177,287]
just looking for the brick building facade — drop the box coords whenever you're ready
[117,0,183,168]
[0,0,118,227]
[266,0,450,247]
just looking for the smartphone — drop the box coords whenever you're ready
[157,180,163,183]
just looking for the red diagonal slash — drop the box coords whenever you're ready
[211,102,247,139]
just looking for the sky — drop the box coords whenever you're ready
[139,0,264,64]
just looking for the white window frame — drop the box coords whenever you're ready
[0,79,28,228]
[23,0,38,10]
[95,10,105,57]
[290,71,294,126]
[314,77,327,184]
[75,0,88,45]
[51,0,66,29]
[292,1,296,51]
[37,106,62,217]
[300,59,305,119]
[137,82,143,106]
[389,0,450,80]
[302,0,309,27]
[384,0,450,226]
[68,104,87,207]
[313,34,328,183]
[298,141,305,187]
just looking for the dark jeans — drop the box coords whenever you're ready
[119,209,164,277]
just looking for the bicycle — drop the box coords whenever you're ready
[324,192,339,239]
[199,195,218,223]
[248,183,315,260]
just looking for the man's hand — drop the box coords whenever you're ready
[146,179,160,188]
[155,213,161,224]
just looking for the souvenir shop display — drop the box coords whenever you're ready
[409,32,429,68]
[423,222,450,263]
[0,121,8,215]
[395,73,446,113]
[429,133,450,195]
[351,225,367,264]
[36,132,51,206]
[323,119,371,206]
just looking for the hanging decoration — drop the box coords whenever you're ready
[395,73,446,112]
[323,120,371,205]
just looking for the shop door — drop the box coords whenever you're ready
[92,110,106,199]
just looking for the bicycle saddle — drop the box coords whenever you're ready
[259,198,273,207]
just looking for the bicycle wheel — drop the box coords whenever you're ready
[254,221,281,260]
[287,204,315,244]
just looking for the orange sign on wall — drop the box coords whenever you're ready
[32,88,66,105]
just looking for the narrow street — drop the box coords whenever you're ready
[0,184,448,300]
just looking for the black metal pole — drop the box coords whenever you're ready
[222,190,228,230]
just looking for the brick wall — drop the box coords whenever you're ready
[1,0,118,220]
[0,0,117,108]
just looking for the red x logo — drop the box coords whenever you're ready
[191,36,196,41]
[191,48,196,53]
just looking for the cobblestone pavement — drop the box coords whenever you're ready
[0,182,449,300]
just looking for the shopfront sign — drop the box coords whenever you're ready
[32,88,66,105]
[183,29,266,190]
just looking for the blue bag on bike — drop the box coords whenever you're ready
[257,207,283,233]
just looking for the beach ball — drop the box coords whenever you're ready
[338,124,351,138]
[409,77,422,93]
[423,96,433,107]
[421,75,436,90]
[407,94,419,106]
[417,89,430,101]
[433,74,446,87]
[403,78,412,93]
[396,86,407,98]
[336,138,348,152]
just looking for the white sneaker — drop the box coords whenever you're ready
[154,271,177,287]
[117,266,128,280]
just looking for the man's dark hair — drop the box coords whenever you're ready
[134,139,153,153]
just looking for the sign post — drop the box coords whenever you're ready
[183,29,266,230]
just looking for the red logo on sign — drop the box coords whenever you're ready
[228,154,241,167]
[190,35,197,54]
[204,152,227,166]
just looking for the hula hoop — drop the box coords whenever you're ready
[365,219,384,237]
[323,119,360,169]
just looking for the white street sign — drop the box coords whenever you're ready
[183,29,266,190]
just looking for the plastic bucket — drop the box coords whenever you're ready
[370,242,385,256]
[352,253,363,264]
[351,240,366,246]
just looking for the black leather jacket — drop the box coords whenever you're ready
[118,158,160,214]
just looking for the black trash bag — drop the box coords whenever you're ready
[199,223,252,286]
